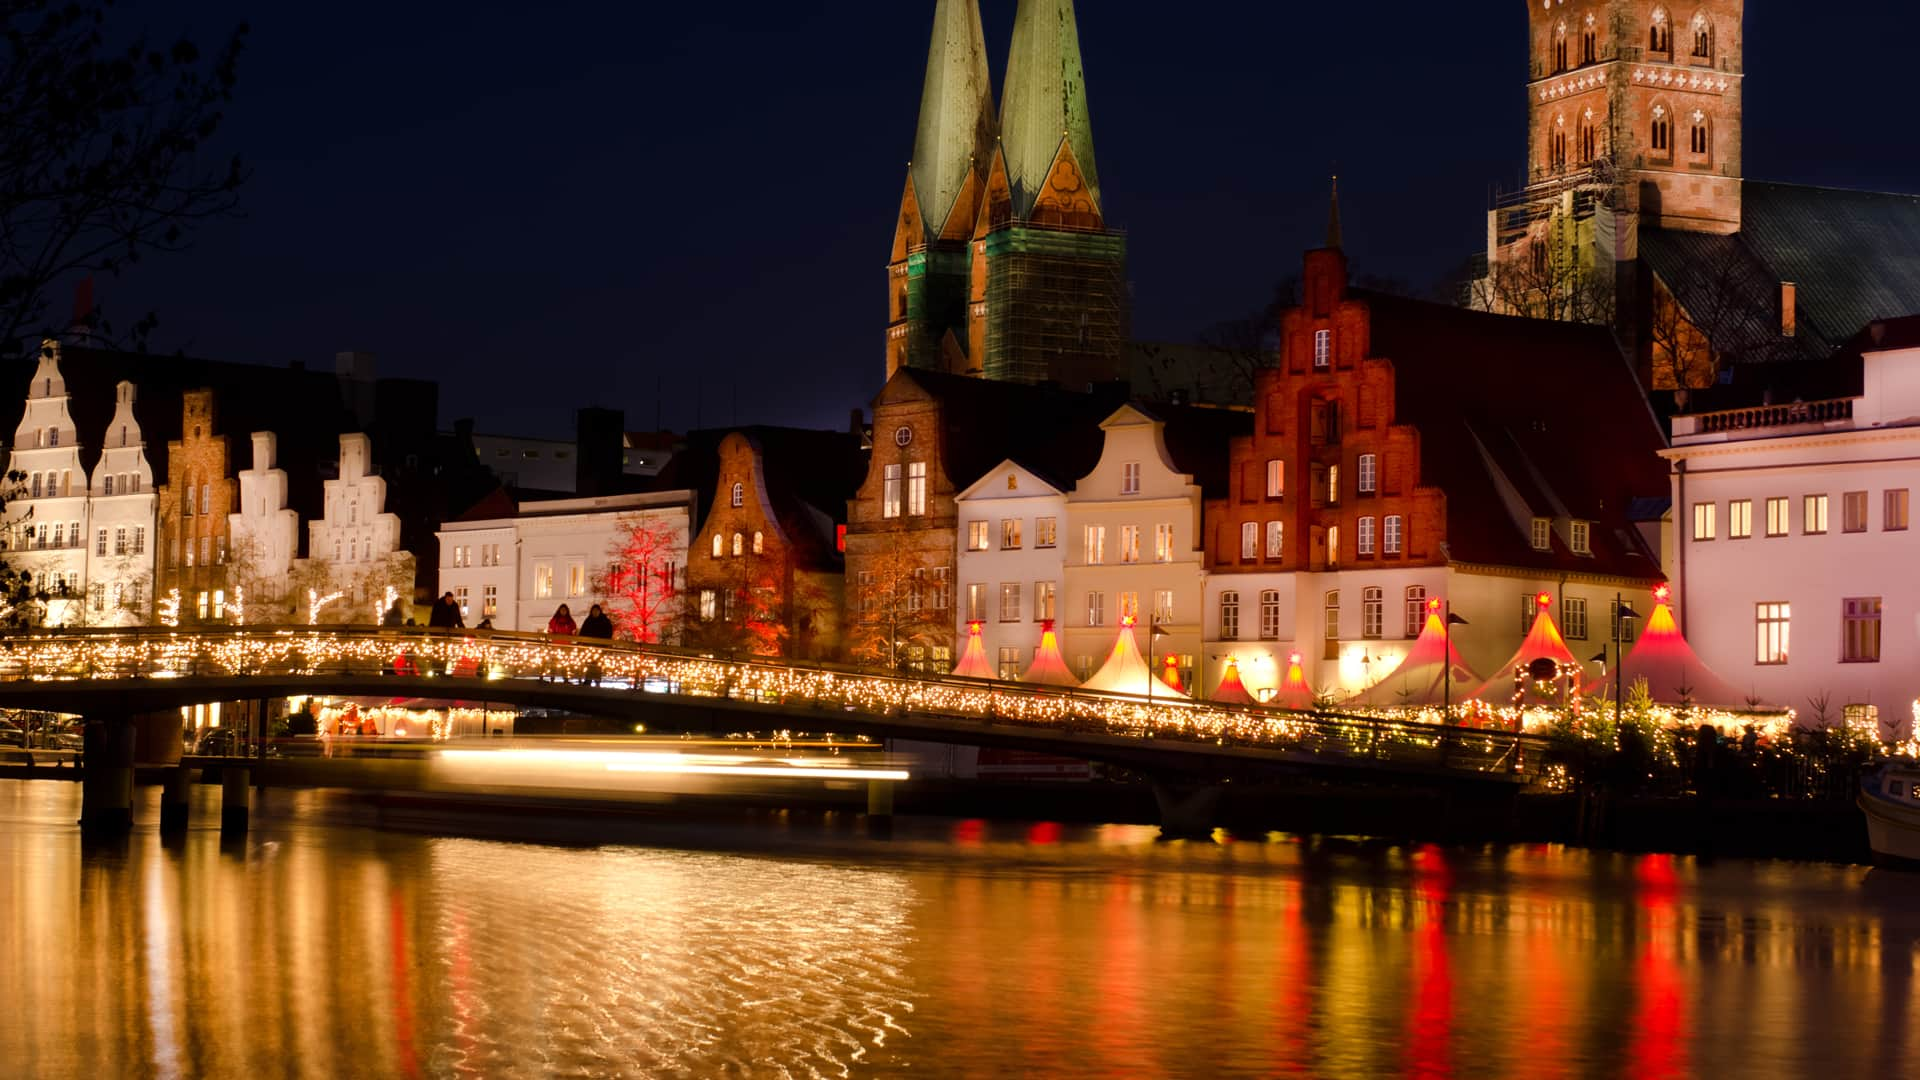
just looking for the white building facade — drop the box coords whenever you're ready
[296,433,413,622]
[85,380,156,625]
[436,491,692,634]
[6,344,92,625]
[228,432,300,621]
[1062,406,1207,687]
[954,460,1067,679]
[1664,326,1920,735]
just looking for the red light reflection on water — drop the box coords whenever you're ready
[1627,853,1689,1079]
[1270,878,1314,1075]
[1404,845,1453,1078]
[1027,821,1061,845]
[390,892,421,1079]
[953,818,986,846]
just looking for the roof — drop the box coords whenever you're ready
[654,426,868,566]
[1357,290,1668,581]
[999,0,1100,219]
[909,0,996,236]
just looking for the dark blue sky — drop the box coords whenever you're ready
[104,1,1917,437]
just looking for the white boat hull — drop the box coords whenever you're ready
[1858,766,1920,868]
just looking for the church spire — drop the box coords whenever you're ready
[1000,0,1100,219]
[909,0,996,237]
[1327,174,1343,250]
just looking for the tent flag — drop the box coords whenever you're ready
[1345,601,1480,708]
[1586,590,1778,710]
[1082,616,1190,699]
[1273,651,1315,711]
[951,620,998,679]
[1021,620,1082,687]
[1468,592,1584,704]
[1212,656,1257,705]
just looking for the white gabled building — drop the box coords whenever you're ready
[1664,317,1920,737]
[436,490,692,634]
[1062,405,1223,689]
[954,460,1067,678]
[84,380,156,625]
[5,342,91,625]
[295,433,414,622]
[228,432,300,621]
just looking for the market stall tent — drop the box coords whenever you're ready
[1345,605,1480,708]
[950,620,997,679]
[1021,621,1081,687]
[1081,617,1188,698]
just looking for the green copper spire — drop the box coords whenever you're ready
[999,0,1100,219]
[910,0,996,237]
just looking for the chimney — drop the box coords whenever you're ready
[1779,282,1797,339]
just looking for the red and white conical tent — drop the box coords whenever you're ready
[1211,656,1258,705]
[1021,620,1081,687]
[1345,599,1480,708]
[1469,591,1581,705]
[1586,585,1777,710]
[1271,651,1317,711]
[1081,615,1188,698]
[950,620,997,679]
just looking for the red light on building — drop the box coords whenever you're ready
[835,524,847,553]
[1653,583,1672,603]
[1288,651,1303,666]
[1536,591,1552,608]
[1427,597,1442,612]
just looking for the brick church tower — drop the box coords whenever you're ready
[1480,2,1744,319]
[886,0,1129,389]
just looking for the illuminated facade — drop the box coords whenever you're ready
[295,433,413,623]
[156,390,235,624]
[85,380,156,625]
[953,460,1067,679]
[227,432,300,621]
[5,342,92,624]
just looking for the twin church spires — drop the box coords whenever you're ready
[887,0,1126,390]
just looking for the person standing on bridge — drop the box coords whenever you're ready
[547,604,576,636]
[429,592,464,630]
[579,604,613,640]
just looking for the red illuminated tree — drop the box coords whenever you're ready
[597,513,683,643]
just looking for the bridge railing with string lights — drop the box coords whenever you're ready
[0,626,1568,779]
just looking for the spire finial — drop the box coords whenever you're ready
[1327,173,1343,250]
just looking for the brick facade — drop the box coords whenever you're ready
[157,389,236,623]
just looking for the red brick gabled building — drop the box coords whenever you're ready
[1203,229,1669,701]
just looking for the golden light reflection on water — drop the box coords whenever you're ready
[1,782,1918,1078]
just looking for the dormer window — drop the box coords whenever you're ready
[1121,462,1141,495]
[1313,329,1331,369]
[1571,520,1592,556]
[1530,517,1552,551]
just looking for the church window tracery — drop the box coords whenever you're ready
[1650,7,1671,53]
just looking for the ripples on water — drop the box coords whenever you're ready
[1,781,1916,1078]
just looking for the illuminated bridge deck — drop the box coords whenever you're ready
[0,627,1563,783]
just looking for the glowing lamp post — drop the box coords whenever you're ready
[1440,597,1468,717]
[1613,592,1642,730]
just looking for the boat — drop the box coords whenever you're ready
[1857,762,1920,868]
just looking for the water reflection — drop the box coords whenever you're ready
[1,781,1918,1077]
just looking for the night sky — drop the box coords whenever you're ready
[101,1,1918,438]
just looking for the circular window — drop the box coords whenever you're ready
[893,426,913,448]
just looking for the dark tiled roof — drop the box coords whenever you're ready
[1358,291,1668,581]
[891,369,1123,495]
[655,426,868,565]
[1139,402,1254,500]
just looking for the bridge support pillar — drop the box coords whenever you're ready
[79,718,136,836]
[160,767,192,833]
[1152,783,1224,841]
[866,779,896,818]
[221,767,251,835]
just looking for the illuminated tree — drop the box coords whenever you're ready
[597,512,683,643]
[846,530,949,673]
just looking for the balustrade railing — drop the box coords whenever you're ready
[1686,398,1855,435]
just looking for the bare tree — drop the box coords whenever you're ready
[846,530,950,673]
[1466,242,1616,327]
[0,3,249,350]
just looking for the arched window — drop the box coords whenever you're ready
[1550,114,1567,169]
[1690,12,1711,58]
[1650,104,1671,154]
[1552,21,1568,72]
[711,533,724,558]
[730,482,744,508]
[751,531,764,555]
[1219,590,1241,640]
[1579,109,1597,161]
[1581,14,1596,64]
[1404,586,1428,638]
[1649,7,1671,53]
[731,532,743,557]
[1689,111,1710,156]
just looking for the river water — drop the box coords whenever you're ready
[0,781,1914,1079]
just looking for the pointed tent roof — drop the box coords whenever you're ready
[1158,654,1185,695]
[1347,610,1481,709]
[1000,0,1100,220]
[1211,657,1256,705]
[1587,599,1780,711]
[911,0,996,238]
[1081,618,1188,699]
[1273,653,1316,711]
[1468,594,1581,702]
[1021,621,1080,687]
[951,620,996,679]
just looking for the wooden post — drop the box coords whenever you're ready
[79,718,135,835]
[160,767,192,833]
[221,767,250,834]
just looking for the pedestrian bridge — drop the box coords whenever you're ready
[0,626,1560,784]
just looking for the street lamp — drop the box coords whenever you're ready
[1147,616,1169,704]
[1442,603,1469,717]
[1613,592,1641,730]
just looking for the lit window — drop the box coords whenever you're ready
[1728,499,1752,539]
[1153,590,1174,624]
[1260,590,1282,640]
[730,483,744,508]
[1266,520,1283,559]
[1692,502,1716,541]
[882,464,902,519]
[1121,462,1141,495]
[1357,454,1376,495]
[1570,520,1590,556]
[1035,517,1058,548]
[732,533,743,557]
[1562,596,1588,640]
[907,462,929,516]
[1755,602,1790,664]
[1404,586,1427,637]
[1086,591,1105,628]
[1120,525,1140,564]
[483,585,498,616]
[1000,583,1021,623]
[699,590,717,621]
[1001,518,1022,550]
[1843,598,1882,663]
[1266,460,1284,497]
[1887,490,1910,531]
[1240,521,1258,560]
[966,582,986,622]
[752,532,764,555]
[567,563,586,597]
[1804,494,1828,535]
[1531,518,1552,551]
[998,647,1022,681]
[711,534,724,558]
[1034,581,1056,622]
[1327,524,1340,568]
[1842,491,1868,533]
[1765,497,1789,537]
[1219,591,1240,640]
[1384,515,1403,556]
[534,563,554,599]
[1362,587,1384,639]
[968,521,991,551]
[1084,525,1106,564]
[1155,522,1175,563]
[1357,515,1375,557]
[1118,592,1139,622]
[1323,591,1341,646]
[1313,329,1331,368]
